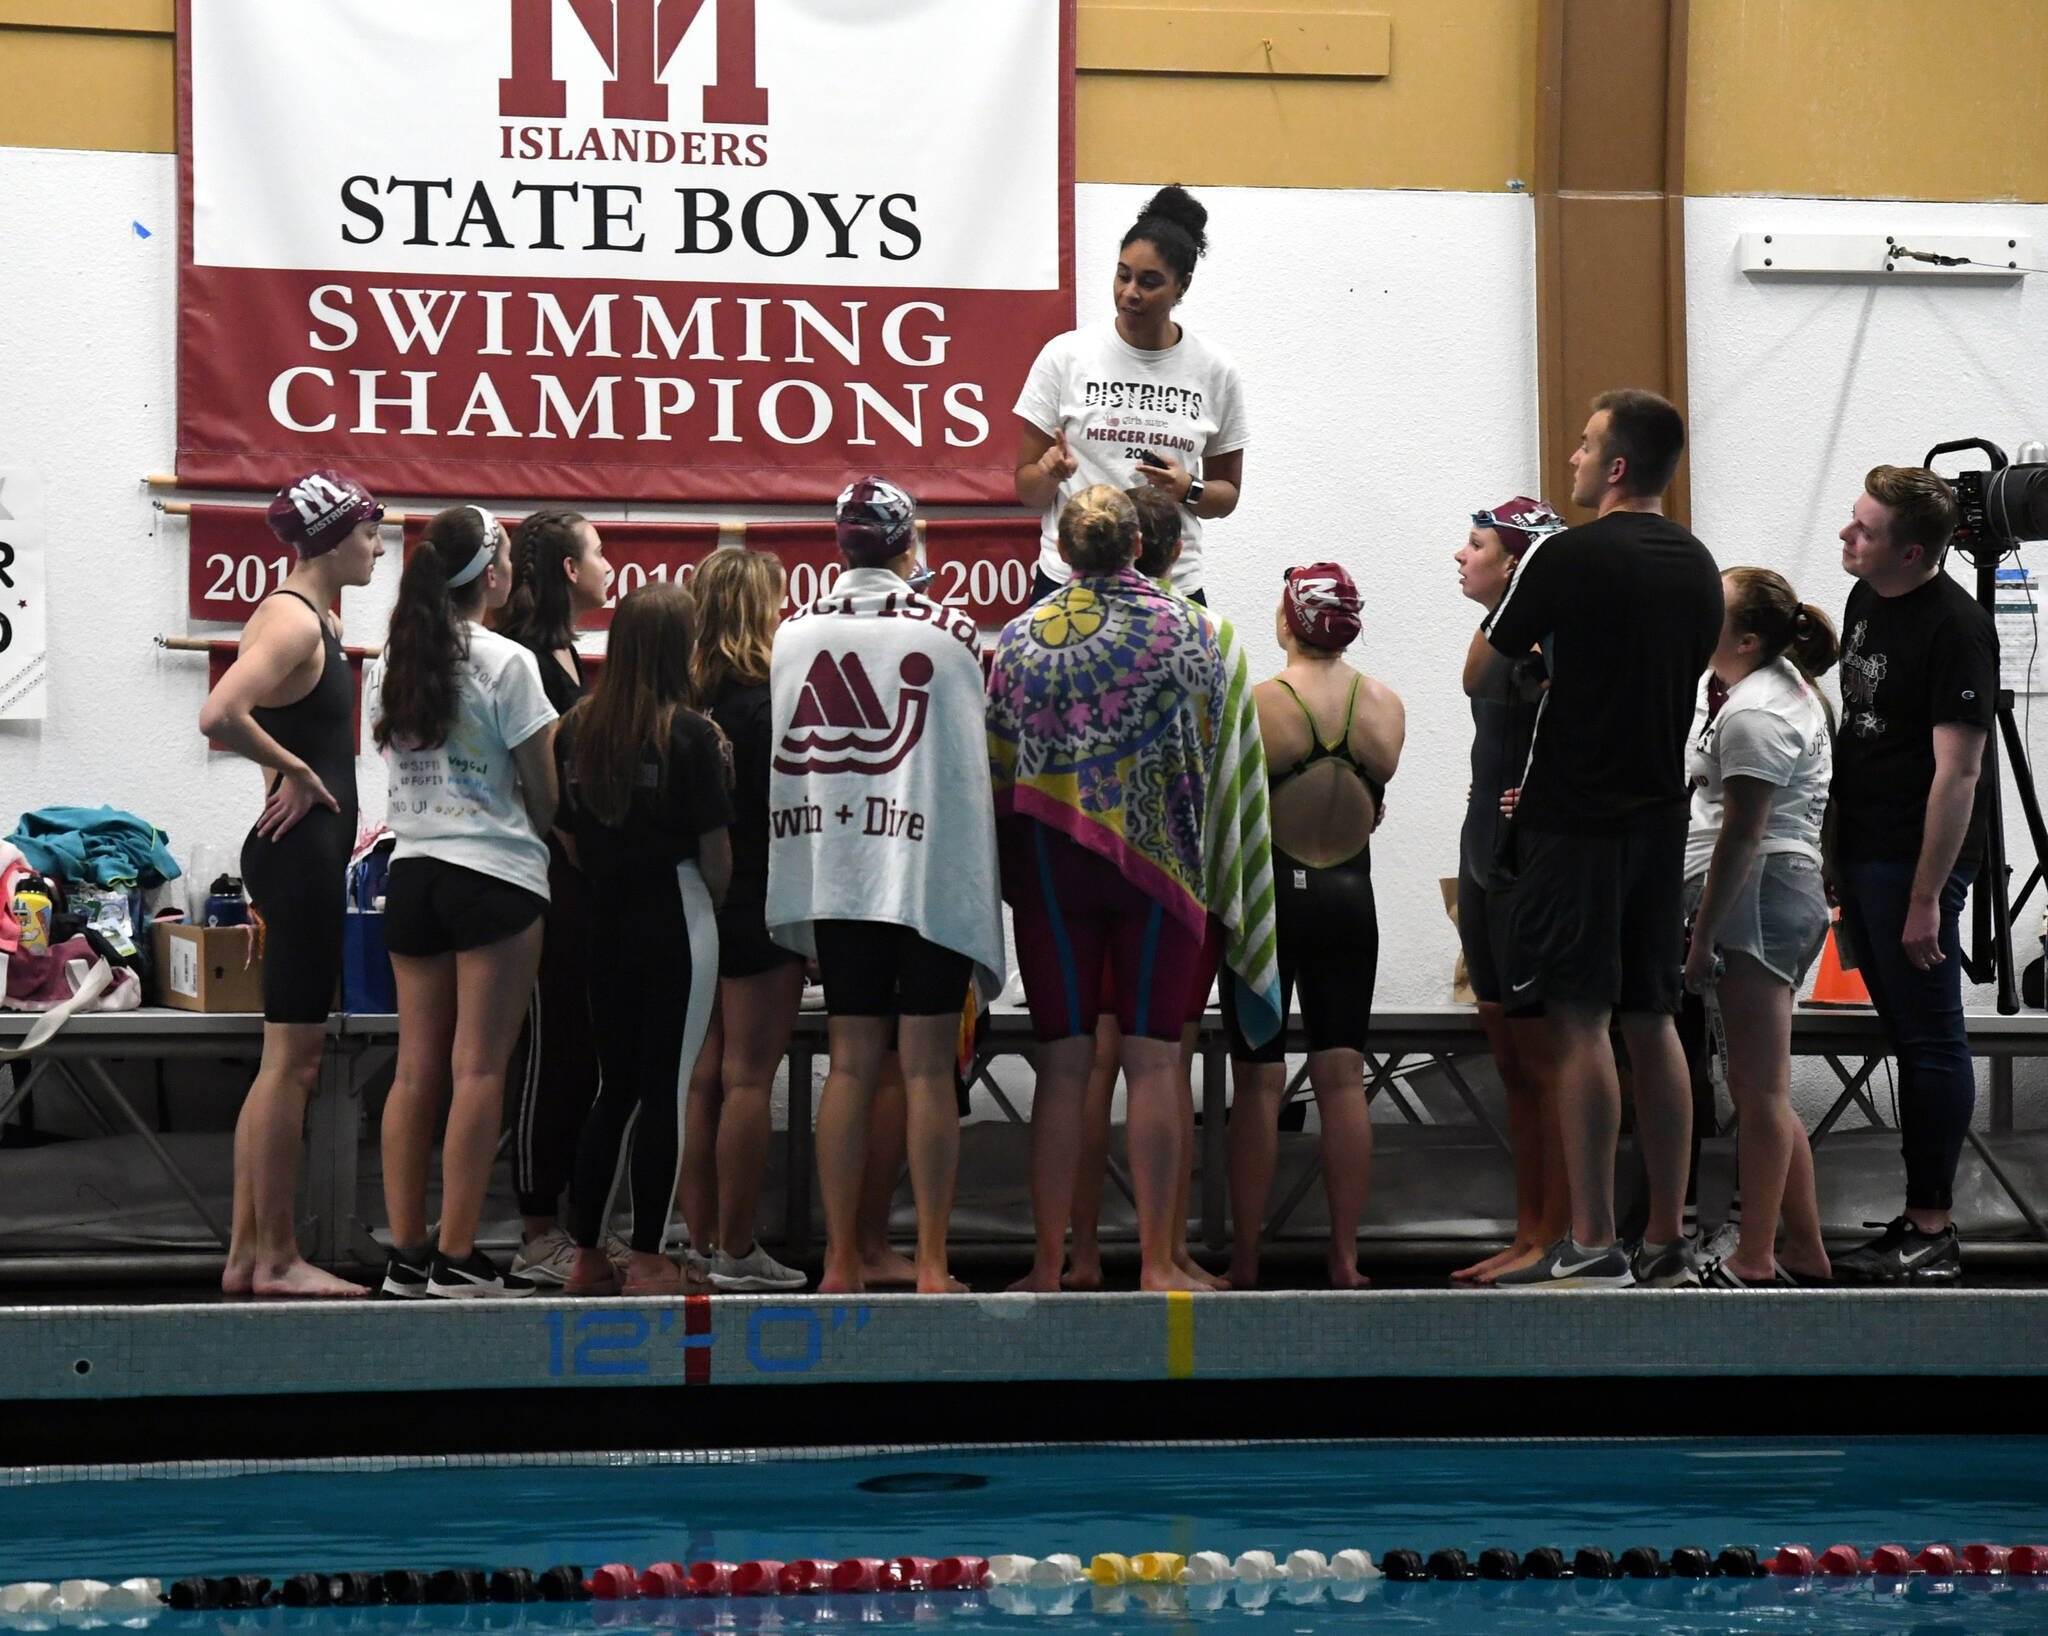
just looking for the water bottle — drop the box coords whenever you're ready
[203,874,250,928]
[12,875,53,954]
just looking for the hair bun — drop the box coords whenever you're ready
[1137,184,1208,258]
[1793,609,1811,631]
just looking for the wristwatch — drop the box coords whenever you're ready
[1183,476,1205,511]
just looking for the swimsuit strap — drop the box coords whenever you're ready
[268,587,339,641]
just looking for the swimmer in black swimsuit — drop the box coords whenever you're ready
[1451,498,1572,1285]
[1221,562,1403,1290]
[199,470,386,1297]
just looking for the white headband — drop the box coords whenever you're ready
[447,505,499,588]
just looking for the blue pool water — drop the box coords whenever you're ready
[4,1439,2046,1633]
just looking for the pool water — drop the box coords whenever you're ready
[4,1439,2045,1633]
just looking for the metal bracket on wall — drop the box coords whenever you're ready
[1739,233,2033,279]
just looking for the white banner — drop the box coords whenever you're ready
[188,0,1063,290]
[0,470,45,721]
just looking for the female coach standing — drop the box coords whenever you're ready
[1013,184,1248,603]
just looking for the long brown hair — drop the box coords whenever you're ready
[567,581,698,827]
[689,547,783,702]
[1724,566,1841,727]
[375,505,496,751]
[496,510,591,650]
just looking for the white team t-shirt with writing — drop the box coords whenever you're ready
[1013,321,1249,594]
[383,623,559,900]
[1684,657,1833,879]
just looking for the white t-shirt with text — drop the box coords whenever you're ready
[1684,657,1833,879]
[1013,321,1248,594]
[383,623,558,900]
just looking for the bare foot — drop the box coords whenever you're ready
[1060,1254,1104,1291]
[565,1247,620,1296]
[221,1259,255,1296]
[622,1253,683,1297]
[1326,1258,1372,1291]
[817,1262,866,1296]
[1007,1265,1064,1293]
[859,1245,920,1288]
[1470,1241,1547,1286]
[249,1259,369,1298]
[1138,1262,1209,1293]
[1174,1251,1226,1291]
[1219,1261,1259,1290]
[1450,1240,1539,1284]
[916,1268,969,1294]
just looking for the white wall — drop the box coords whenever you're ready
[1686,195,2048,1017]
[0,148,1541,1004]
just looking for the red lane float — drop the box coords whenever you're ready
[776,1560,832,1594]
[1768,1547,1816,1577]
[1816,1545,1864,1576]
[683,1563,736,1597]
[730,1562,785,1596]
[1961,1546,2011,1575]
[1867,1545,1914,1575]
[2010,1547,2048,1576]
[831,1559,886,1593]
[587,1565,639,1600]
[930,1557,991,1591]
[1915,1546,1958,1575]
[635,1565,689,1600]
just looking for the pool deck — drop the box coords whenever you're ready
[6,1285,2045,1401]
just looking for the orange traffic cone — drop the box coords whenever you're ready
[1804,911,1870,1006]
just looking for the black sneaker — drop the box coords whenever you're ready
[1831,1218,1961,1286]
[380,1248,433,1299]
[1490,1234,1635,1289]
[427,1248,537,1300]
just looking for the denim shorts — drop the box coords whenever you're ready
[1683,850,1830,988]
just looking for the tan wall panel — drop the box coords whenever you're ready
[0,26,174,152]
[0,1,171,31]
[1079,0,1537,191]
[1688,0,2048,202]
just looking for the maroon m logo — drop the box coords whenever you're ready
[499,0,768,125]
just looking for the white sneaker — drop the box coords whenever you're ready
[710,1243,808,1292]
[1701,1221,1742,1265]
[511,1226,577,1287]
[603,1232,634,1278]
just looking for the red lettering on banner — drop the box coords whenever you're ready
[499,0,767,126]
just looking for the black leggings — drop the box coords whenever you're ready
[566,865,720,1254]
[510,836,601,1217]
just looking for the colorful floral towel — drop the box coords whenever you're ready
[988,568,1225,937]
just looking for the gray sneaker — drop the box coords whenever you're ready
[710,1243,808,1292]
[511,1225,577,1287]
[1490,1235,1635,1289]
[1631,1236,1703,1288]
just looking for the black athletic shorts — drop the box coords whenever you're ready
[383,857,547,958]
[718,894,804,980]
[813,919,972,1018]
[1495,813,1686,1017]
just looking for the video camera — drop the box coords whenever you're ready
[1926,438,2048,562]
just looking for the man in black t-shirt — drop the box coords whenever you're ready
[1828,465,1996,1286]
[1474,390,1723,1289]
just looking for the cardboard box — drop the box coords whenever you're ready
[153,922,265,1013]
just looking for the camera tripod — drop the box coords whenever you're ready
[1930,435,2048,1013]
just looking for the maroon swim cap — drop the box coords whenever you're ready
[835,476,917,567]
[1282,562,1363,651]
[1471,497,1565,558]
[267,471,384,557]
